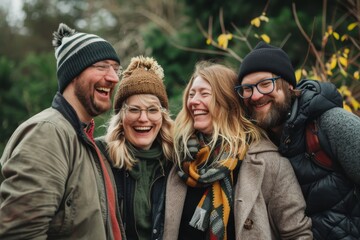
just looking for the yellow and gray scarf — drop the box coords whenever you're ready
[178,133,243,240]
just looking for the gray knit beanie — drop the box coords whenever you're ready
[238,41,296,87]
[52,23,120,93]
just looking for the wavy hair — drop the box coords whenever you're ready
[105,94,174,170]
[174,61,265,167]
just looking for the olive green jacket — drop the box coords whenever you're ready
[0,93,125,240]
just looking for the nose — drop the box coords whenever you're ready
[189,93,201,105]
[138,110,149,121]
[105,67,120,83]
[250,87,264,101]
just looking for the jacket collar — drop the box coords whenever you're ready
[51,92,90,144]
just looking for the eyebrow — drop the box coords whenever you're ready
[127,103,160,108]
[96,60,119,65]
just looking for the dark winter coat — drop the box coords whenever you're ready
[96,139,171,240]
[278,79,360,240]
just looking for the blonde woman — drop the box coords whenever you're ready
[163,61,312,239]
[96,56,173,240]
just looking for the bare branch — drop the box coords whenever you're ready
[292,3,327,80]
[219,8,225,33]
[135,8,177,35]
[168,40,233,57]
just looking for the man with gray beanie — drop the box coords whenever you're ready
[0,23,125,239]
[236,41,360,239]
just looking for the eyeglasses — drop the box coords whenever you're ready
[234,76,281,99]
[122,104,165,121]
[92,62,121,75]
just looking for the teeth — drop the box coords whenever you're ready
[97,87,110,92]
[193,110,207,115]
[256,103,266,107]
[134,126,151,131]
[254,101,269,107]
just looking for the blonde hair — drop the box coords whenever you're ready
[106,94,174,169]
[174,61,265,167]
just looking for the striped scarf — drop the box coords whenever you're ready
[178,133,243,240]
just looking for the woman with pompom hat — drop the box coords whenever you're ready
[96,56,173,240]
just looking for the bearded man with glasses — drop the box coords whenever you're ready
[236,41,360,239]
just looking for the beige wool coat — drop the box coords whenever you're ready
[163,139,313,240]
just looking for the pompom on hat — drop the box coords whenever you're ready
[238,41,296,87]
[113,56,168,114]
[52,23,120,93]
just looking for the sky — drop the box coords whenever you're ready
[1,0,25,27]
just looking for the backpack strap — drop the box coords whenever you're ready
[306,120,334,170]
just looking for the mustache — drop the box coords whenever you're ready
[248,95,272,106]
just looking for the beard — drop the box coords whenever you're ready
[74,79,110,117]
[246,89,292,131]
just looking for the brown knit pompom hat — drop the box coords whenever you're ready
[113,56,168,114]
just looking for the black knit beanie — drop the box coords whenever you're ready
[238,41,296,87]
[52,23,120,93]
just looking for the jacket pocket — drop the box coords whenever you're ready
[47,189,76,236]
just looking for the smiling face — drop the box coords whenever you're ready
[65,59,120,122]
[241,71,292,131]
[187,76,213,135]
[123,94,163,150]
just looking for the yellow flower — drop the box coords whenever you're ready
[259,14,269,22]
[217,33,233,49]
[343,103,353,112]
[350,98,360,110]
[251,13,269,28]
[332,32,340,40]
[338,86,350,96]
[251,17,261,27]
[327,25,340,40]
[325,64,333,76]
[327,25,333,34]
[260,34,270,43]
[341,34,348,41]
[354,70,359,80]
[347,22,358,31]
[295,69,302,81]
[338,56,348,68]
[330,55,337,69]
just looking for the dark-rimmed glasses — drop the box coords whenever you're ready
[235,76,281,99]
[122,104,165,121]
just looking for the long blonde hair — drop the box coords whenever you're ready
[105,94,174,170]
[174,61,265,167]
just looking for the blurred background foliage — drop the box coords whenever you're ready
[0,0,359,154]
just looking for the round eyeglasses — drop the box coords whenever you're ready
[122,104,165,121]
[92,62,121,76]
[234,76,281,99]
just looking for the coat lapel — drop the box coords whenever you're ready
[163,166,187,239]
[234,151,266,235]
